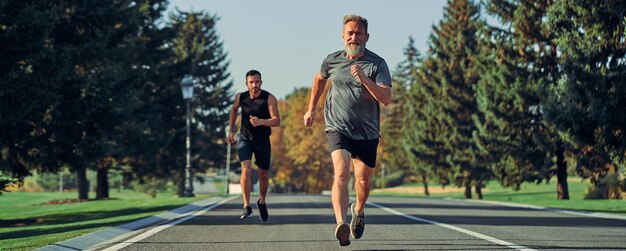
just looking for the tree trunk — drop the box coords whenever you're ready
[555,142,570,200]
[96,168,109,199]
[475,184,483,200]
[422,173,430,196]
[76,167,89,200]
[464,185,472,199]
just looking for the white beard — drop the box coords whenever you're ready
[344,42,365,57]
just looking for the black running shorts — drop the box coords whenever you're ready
[237,136,271,170]
[326,131,379,168]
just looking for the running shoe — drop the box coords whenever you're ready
[335,222,350,246]
[240,205,252,219]
[350,202,365,239]
[257,199,269,222]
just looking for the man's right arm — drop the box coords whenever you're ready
[228,93,240,144]
[304,72,327,127]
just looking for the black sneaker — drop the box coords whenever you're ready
[257,199,269,222]
[335,222,350,246]
[350,202,365,239]
[240,206,252,219]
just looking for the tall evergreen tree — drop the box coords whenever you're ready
[475,0,556,192]
[485,0,569,199]
[380,37,423,190]
[123,10,233,198]
[0,0,67,193]
[172,11,233,196]
[545,0,626,199]
[406,0,489,199]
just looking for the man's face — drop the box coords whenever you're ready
[342,21,369,57]
[246,74,262,94]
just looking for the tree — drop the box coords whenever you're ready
[380,37,421,190]
[544,0,626,199]
[0,0,67,193]
[122,10,233,198]
[268,101,295,193]
[281,87,333,193]
[485,0,569,199]
[407,0,490,199]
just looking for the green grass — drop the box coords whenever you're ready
[0,191,211,251]
[371,177,626,216]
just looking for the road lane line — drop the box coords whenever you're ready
[368,201,536,251]
[102,196,237,251]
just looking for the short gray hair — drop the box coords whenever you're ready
[343,14,368,32]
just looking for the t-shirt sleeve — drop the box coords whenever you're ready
[320,55,331,79]
[376,59,392,87]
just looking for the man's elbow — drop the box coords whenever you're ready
[380,94,392,106]
[271,118,281,127]
[380,99,391,106]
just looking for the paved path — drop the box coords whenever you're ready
[39,194,626,251]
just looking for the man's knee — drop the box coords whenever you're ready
[240,161,252,177]
[258,169,269,180]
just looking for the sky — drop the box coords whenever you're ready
[167,0,449,100]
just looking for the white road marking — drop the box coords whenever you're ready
[368,201,537,251]
[101,196,237,251]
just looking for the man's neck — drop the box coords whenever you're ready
[249,90,261,99]
[345,51,365,60]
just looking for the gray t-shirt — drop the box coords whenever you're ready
[320,49,392,140]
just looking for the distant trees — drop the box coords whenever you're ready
[2,0,624,200]
[278,87,333,193]
[0,2,233,198]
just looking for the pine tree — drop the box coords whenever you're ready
[380,37,422,190]
[544,0,626,199]
[0,0,67,193]
[406,0,489,199]
[125,10,233,197]
[475,0,555,191]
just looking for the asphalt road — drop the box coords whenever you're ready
[94,194,626,251]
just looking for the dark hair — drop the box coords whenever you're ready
[246,69,261,79]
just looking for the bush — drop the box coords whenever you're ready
[373,170,406,188]
[585,173,623,199]
[132,177,168,198]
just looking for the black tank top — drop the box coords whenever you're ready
[239,90,271,141]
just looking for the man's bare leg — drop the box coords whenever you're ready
[330,150,351,224]
[258,168,268,204]
[353,158,373,214]
[240,160,252,207]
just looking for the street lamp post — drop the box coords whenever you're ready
[180,75,195,197]
[225,125,231,195]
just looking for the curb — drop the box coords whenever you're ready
[35,196,235,251]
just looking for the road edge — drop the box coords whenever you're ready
[34,195,236,251]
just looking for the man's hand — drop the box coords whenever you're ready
[303,110,315,127]
[250,115,264,127]
[227,132,235,144]
[351,64,365,84]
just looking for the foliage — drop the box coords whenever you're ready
[544,0,626,189]
[373,170,406,189]
[0,0,67,191]
[269,101,295,193]
[405,0,490,198]
[380,37,419,183]
[280,87,333,193]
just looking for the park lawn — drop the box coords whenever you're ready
[0,191,211,251]
[371,177,626,216]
